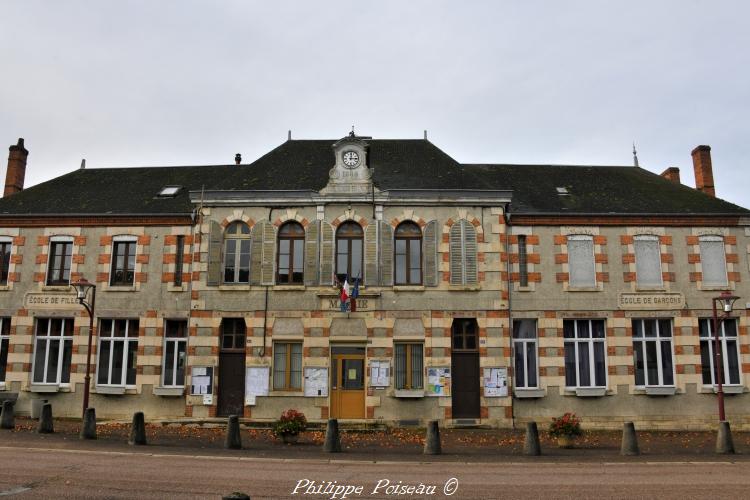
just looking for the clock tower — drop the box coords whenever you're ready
[321,131,373,195]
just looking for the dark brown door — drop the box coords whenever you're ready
[451,319,480,418]
[217,319,246,417]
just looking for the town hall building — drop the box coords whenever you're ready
[0,133,747,430]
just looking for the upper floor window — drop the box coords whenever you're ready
[394,222,422,285]
[224,222,251,283]
[518,235,528,287]
[699,235,728,286]
[174,235,185,286]
[634,235,662,288]
[47,237,73,286]
[335,221,363,282]
[699,318,741,386]
[563,319,606,388]
[111,237,136,286]
[632,319,674,387]
[277,222,304,285]
[0,239,11,285]
[567,235,595,288]
[449,220,477,285]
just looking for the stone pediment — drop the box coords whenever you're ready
[320,133,374,195]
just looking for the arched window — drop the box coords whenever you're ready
[277,221,305,284]
[394,221,422,285]
[335,221,363,282]
[223,221,251,283]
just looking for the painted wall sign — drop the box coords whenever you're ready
[618,292,685,310]
[24,293,79,310]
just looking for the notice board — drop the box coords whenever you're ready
[245,366,270,405]
[304,367,328,397]
[190,366,213,396]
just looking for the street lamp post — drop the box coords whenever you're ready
[711,291,739,422]
[72,279,96,419]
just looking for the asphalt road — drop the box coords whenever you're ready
[0,446,748,500]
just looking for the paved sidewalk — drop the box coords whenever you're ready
[1,417,748,463]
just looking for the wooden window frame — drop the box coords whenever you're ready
[335,221,364,282]
[452,318,479,352]
[518,234,528,287]
[394,222,422,285]
[222,222,251,284]
[220,318,246,352]
[395,343,424,390]
[110,239,136,286]
[0,241,10,285]
[273,341,302,391]
[47,239,73,286]
[174,235,185,286]
[276,222,305,285]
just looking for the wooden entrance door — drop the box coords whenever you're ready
[217,319,246,417]
[451,319,480,418]
[330,347,365,419]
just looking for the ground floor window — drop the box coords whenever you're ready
[564,319,607,388]
[394,343,423,389]
[273,342,302,390]
[97,319,139,386]
[513,319,538,388]
[0,317,10,383]
[632,319,674,387]
[700,318,741,386]
[32,317,73,385]
[163,320,187,387]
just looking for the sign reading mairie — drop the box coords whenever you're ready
[618,292,685,310]
[25,292,79,310]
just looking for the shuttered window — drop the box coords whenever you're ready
[394,222,422,285]
[699,235,728,286]
[304,221,319,285]
[223,222,251,284]
[568,235,595,287]
[335,222,363,282]
[277,222,304,285]
[449,220,477,285]
[634,235,662,287]
[319,222,334,285]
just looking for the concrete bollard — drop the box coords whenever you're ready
[37,403,54,434]
[225,415,242,450]
[323,419,342,453]
[0,400,14,429]
[423,420,442,455]
[716,421,735,454]
[523,421,541,456]
[80,408,97,440]
[129,411,147,445]
[620,422,640,456]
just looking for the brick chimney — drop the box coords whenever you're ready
[660,167,681,184]
[4,138,28,197]
[691,145,715,197]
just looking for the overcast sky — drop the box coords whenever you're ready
[2,1,748,208]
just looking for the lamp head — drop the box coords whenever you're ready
[72,279,94,302]
[717,291,739,314]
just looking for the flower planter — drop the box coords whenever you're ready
[557,435,575,449]
[281,433,299,444]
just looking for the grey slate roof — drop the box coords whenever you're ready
[0,138,747,216]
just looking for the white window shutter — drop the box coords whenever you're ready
[260,222,276,285]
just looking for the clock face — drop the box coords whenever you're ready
[342,150,360,168]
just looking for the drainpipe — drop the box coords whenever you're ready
[504,203,515,430]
